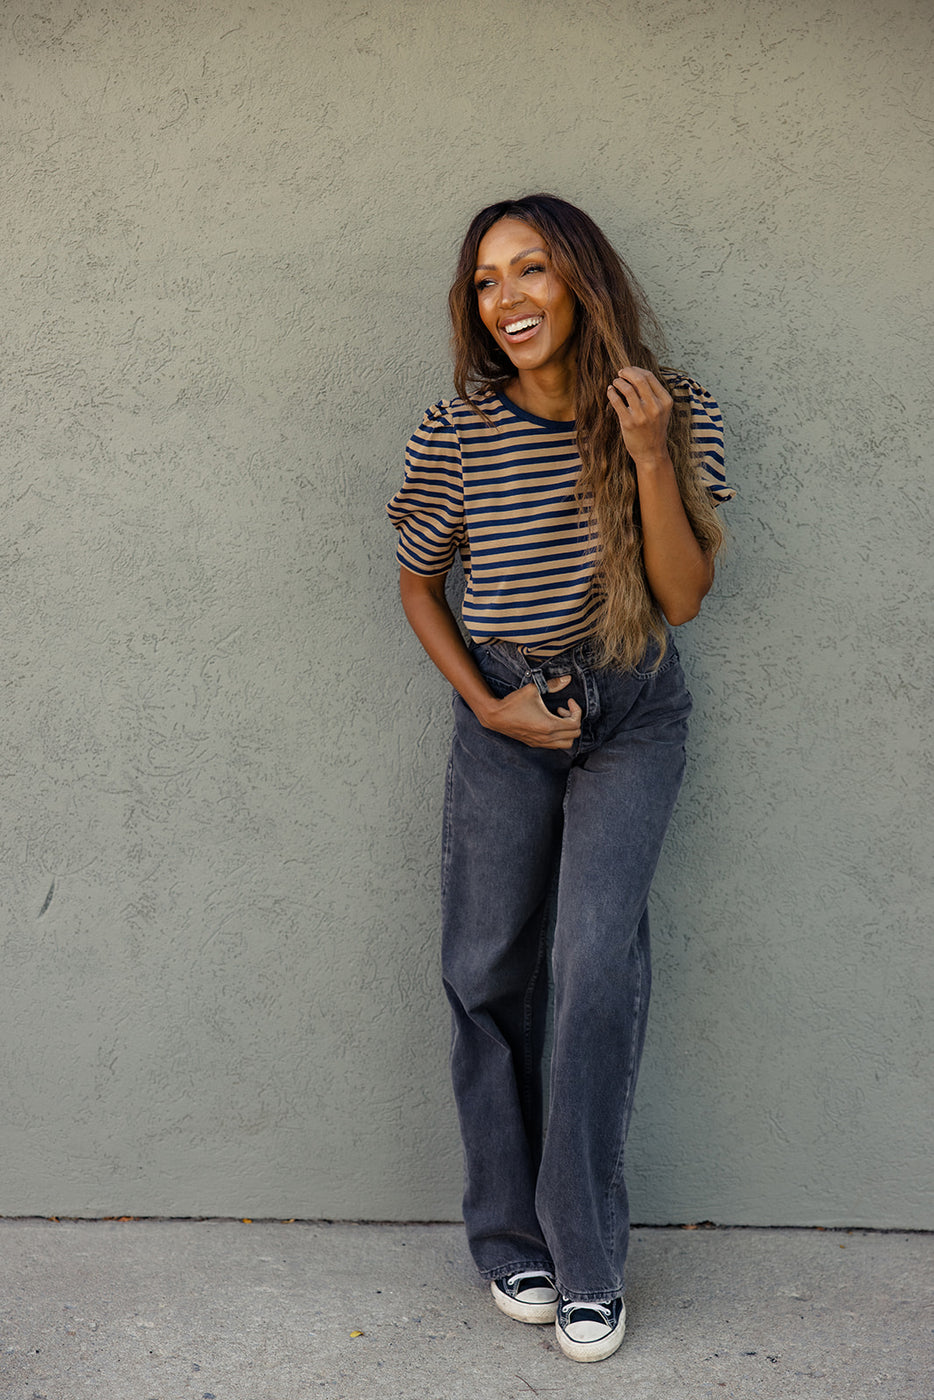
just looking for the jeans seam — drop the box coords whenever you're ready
[440,740,457,906]
[605,921,648,1274]
[610,945,644,1195]
[520,904,548,1135]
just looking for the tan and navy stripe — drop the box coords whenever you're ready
[387,376,733,657]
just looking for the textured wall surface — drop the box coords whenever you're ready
[1,0,931,1225]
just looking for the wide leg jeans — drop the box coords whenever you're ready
[441,636,692,1303]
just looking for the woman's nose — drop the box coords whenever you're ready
[499,276,520,307]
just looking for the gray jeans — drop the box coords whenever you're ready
[441,636,692,1302]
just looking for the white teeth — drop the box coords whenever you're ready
[504,316,543,335]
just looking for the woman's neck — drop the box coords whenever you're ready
[505,365,576,422]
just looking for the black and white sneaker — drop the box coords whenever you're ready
[491,1270,559,1324]
[555,1294,626,1362]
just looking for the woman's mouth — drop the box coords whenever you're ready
[502,315,544,342]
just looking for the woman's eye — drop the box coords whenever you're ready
[475,278,494,292]
[522,263,545,275]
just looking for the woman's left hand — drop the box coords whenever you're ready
[607,366,673,464]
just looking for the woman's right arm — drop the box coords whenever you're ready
[399,567,581,750]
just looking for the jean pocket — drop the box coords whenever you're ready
[632,636,680,681]
[471,642,525,697]
[479,671,517,699]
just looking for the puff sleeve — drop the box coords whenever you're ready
[669,374,736,504]
[386,401,466,575]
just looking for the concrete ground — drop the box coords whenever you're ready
[1,1220,931,1400]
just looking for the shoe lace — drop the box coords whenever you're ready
[560,1298,615,1325]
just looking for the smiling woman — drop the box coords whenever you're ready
[472,220,577,392]
[387,193,734,1364]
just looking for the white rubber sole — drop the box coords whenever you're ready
[555,1301,626,1362]
[490,1279,559,1325]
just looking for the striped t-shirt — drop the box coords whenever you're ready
[387,375,734,657]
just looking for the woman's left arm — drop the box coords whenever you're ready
[607,366,713,626]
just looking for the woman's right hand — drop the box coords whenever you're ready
[478,683,582,749]
[398,567,581,749]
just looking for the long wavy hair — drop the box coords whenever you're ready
[448,193,724,669]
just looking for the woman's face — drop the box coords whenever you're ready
[473,217,577,375]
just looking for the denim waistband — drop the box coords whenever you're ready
[478,638,600,671]
[474,633,672,675]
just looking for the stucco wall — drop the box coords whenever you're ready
[2,0,931,1225]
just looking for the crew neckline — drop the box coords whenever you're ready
[492,388,576,431]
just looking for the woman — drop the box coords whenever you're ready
[387,194,733,1363]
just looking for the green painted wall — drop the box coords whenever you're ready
[2,0,931,1225]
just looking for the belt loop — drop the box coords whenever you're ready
[528,667,549,698]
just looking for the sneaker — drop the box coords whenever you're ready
[491,1270,559,1324]
[555,1294,626,1362]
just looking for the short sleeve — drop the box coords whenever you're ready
[669,373,736,504]
[386,402,465,575]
